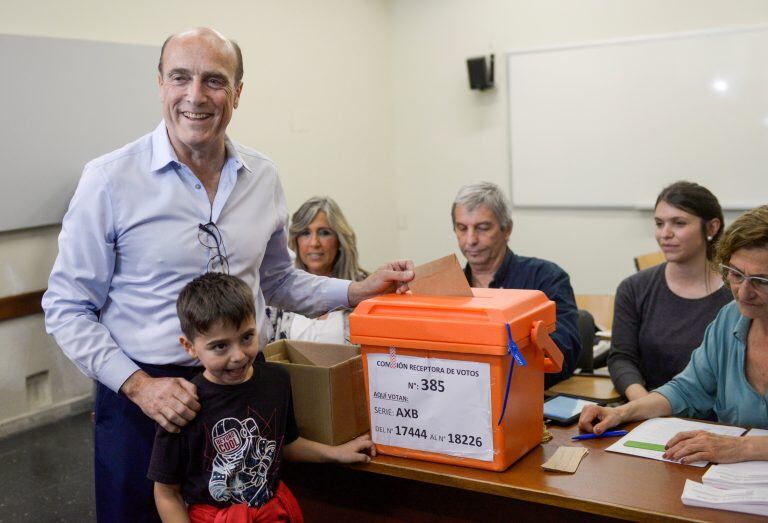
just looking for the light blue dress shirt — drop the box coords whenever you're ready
[43,122,350,392]
[655,301,768,428]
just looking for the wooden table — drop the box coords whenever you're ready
[284,423,763,522]
[547,375,623,402]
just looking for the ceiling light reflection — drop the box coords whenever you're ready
[711,79,729,93]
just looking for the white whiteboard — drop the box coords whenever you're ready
[507,26,768,209]
[0,35,160,232]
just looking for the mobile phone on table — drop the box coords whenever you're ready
[543,394,602,426]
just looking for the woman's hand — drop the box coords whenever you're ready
[578,404,624,434]
[578,392,673,435]
[663,430,748,464]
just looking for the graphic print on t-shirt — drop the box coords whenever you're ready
[208,416,277,507]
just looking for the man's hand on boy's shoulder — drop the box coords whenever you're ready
[121,370,201,433]
[332,434,377,464]
[347,260,414,307]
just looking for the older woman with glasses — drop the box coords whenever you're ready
[266,196,369,344]
[579,205,768,464]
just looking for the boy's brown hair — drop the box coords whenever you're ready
[176,273,256,340]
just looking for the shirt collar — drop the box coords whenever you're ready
[463,247,515,287]
[149,120,252,174]
[491,248,516,287]
[223,138,251,174]
[733,310,751,343]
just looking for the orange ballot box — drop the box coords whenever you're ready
[349,288,564,471]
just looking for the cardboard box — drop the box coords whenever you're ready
[263,340,369,446]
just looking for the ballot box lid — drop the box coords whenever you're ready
[349,288,555,355]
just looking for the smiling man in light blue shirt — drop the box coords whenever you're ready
[42,27,412,522]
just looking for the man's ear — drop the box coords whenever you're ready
[503,220,513,242]
[180,336,197,359]
[233,81,243,109]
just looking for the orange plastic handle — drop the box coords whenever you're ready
[530,320,563,373]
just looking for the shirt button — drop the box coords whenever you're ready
[195,184,201,190]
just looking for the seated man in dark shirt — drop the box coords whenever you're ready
[451,182,581,387]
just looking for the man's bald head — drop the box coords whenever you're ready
[158,28,244,86]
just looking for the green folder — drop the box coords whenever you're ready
[624,440,666,452]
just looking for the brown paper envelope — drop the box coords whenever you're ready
[409,254,473,297]
[541,446,589,473]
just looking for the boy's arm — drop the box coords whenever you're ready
[154,482,190,523]
[283,434,376,464]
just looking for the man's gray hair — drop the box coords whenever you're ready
[451,182,513,231]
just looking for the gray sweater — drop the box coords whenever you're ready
[607,263,732,395]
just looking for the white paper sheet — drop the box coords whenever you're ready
[367,352,494,461]
[606,418,745,467]
[704,460,768,489]
[681,479,768,517]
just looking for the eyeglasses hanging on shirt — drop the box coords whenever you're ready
[198,221,230,274]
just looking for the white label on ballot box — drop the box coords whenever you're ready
[367,352,493,461]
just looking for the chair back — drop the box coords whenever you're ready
[634,251,666,271]
[576,309,596,373]
[575,294,614,332]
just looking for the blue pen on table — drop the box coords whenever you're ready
[571,430,628,441]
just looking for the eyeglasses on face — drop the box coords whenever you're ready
[198,222,229,274]
[720,263,768,293]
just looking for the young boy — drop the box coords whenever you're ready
[148,272,374,522]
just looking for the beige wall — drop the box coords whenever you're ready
[0,0,397,270]
[0,0,396,429]
[390,0,768,293]
[2,0,767,430]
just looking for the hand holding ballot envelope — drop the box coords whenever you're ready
[347,259,415,306]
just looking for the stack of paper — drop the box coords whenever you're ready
[682,480,768,517]
[682,428,768,516]
[702,428,768,489]
[703,460,768,490]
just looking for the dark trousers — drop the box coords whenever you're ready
[94,362,202,523]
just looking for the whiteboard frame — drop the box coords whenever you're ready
[505,24,768,211]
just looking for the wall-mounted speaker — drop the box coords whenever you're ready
[467,54,494,91]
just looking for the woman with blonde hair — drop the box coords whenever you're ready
[267,196,368,343]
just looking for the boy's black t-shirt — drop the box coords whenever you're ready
[148,361,299,508]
